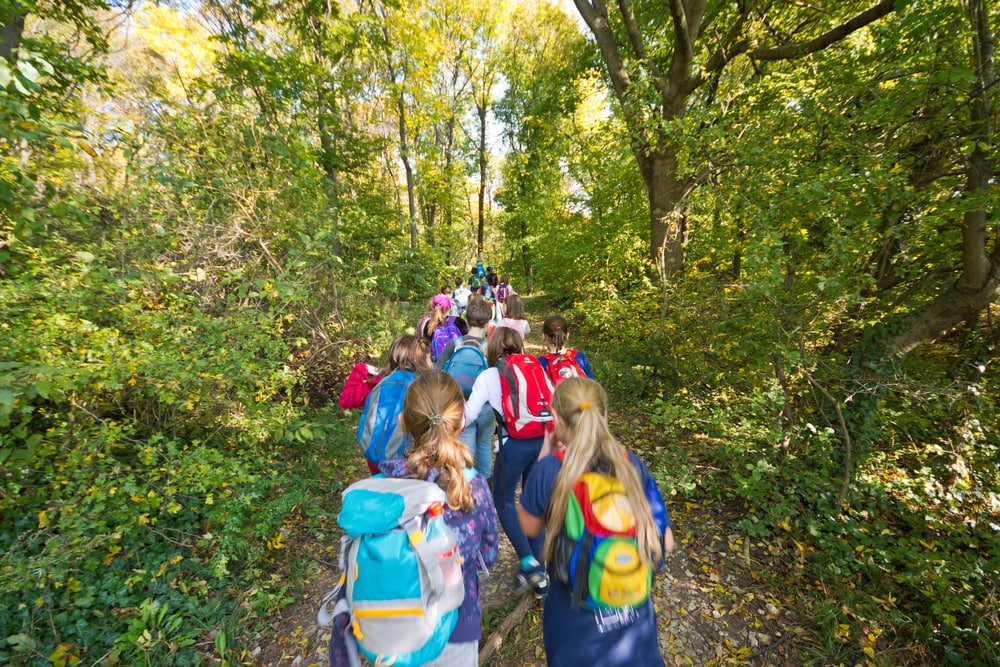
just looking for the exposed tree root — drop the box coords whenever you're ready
[478,593,536,664]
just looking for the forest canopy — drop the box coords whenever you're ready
[0,0,997,664]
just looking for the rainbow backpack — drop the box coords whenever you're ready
[551,450,652,610]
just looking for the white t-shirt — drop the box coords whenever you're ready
[488,317,530,339]
[453,286,472,308]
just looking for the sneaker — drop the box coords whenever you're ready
[515,562,548,599]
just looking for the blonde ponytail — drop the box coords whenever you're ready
[543,378,662,565]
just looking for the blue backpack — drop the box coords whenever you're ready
[442,338,488,398]
[429,317,463,362]
[323,477,466,667]
[357,369,414,463]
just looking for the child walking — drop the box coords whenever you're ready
[435,298,495,478]
[488,293,530,340]
[517,377,674,667]
[464,327,550,598]
[354,334,431,474]
[538,314,594,383]
[420,294,469,362]
[338,335,431,410]
[381,371,499,666]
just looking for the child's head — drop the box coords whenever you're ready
[504,294,524,319]
[542,314,569,350]
[454,276,464,287]
[442,285,453,295]
[500,273,510,285]
[401,371,474,510]
[431,293,452,312]
[465,298,492,328]
[486,326,523,366]
[550,376,608,443]
[384,334,431,373]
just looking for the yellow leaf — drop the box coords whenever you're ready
[38,510,48,528]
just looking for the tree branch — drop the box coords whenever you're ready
[620,0,669,96]
[752,0,898,62]
[478,594,536,664]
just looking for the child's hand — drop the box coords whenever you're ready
[365,364,379,375]
[663,526,675,554]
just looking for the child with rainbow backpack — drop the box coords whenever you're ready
[517,377,674,667]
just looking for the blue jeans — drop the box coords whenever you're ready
[492,434,545,560]
[460,405,495,478]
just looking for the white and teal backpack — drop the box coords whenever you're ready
[319,477,465,667]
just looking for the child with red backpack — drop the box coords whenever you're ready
[464,327,553,599]
[538,315,593,386]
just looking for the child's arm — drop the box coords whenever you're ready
[517,504,545,538]
[477,479,500,568]
[338,362,379,409]
[574,350,595,378]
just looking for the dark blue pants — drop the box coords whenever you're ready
[492,434,545,560]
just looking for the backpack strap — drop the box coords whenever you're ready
[401,515,447,595]
[569,531,594,609]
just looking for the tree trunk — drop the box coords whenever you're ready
[397,91,418,249]
[882,0,996,358]
[1,2,26,62]
[477,100,487,258]
[846,0,996,454]
[642,150,689,279]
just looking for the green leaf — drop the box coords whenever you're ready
[6,633,38,653]
[17,60,40,84]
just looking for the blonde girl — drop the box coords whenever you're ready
[517,377,674,667]
[378,371,499,666]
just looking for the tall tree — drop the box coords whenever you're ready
[572,0,898,280]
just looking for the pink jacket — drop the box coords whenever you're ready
[338,363,380,409]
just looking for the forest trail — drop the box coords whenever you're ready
[248,306,804,666]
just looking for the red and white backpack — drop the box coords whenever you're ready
[542,350,586,387]
[496,354,553,439]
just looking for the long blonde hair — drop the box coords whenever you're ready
[401,371,474,511]
[543,378,662,565]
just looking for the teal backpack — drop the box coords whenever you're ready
[442,338,488,398]
[322,477,466,667]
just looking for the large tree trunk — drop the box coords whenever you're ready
[642,150,688,278]
[881,0,996,359]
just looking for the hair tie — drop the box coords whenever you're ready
[554,326,562,331]
[578,401,591,411]
[427,413,442,427]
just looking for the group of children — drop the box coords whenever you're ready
[331,277,675,666]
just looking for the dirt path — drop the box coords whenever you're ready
[245,310,804,665]
[246,513,803,666]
